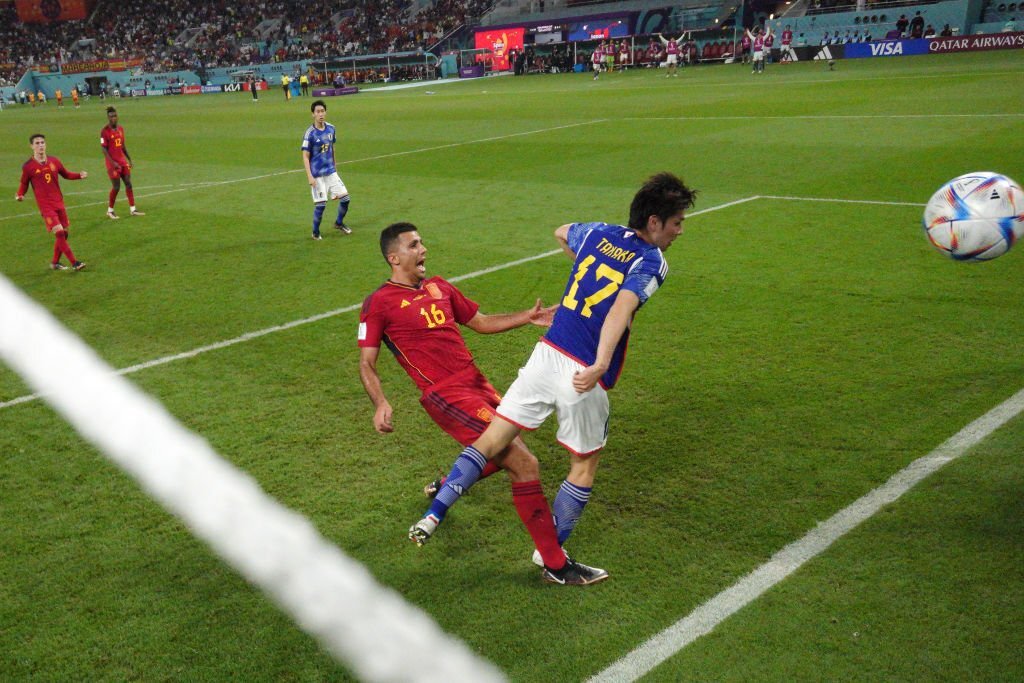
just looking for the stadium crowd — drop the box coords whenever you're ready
[1,0,492,86]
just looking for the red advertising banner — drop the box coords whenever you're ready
[474,28,525,71]
[928,31,1024,53]
[59,57,143,74]
[62,59,109,74]
[182,85,202,95]
[15,0,96,23]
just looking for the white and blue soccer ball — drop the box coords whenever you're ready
[923,172,1024,262]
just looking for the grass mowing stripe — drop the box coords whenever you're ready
[0,196,758,411]
[589,386,1024,683]
[1,120,607,223]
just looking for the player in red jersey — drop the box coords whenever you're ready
[100,106,144,219]
[15,134,88,271]
[359,223,571,562]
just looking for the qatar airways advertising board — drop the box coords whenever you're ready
[845,31,1024,58]
[474,28,525,71]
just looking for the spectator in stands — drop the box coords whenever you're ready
[896,14,909,36]
[940,23,953,36]
[909,11,925,38]
[924,24,936,37]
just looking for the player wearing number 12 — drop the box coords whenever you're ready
[409,172,697,585]
[101,107,144,219]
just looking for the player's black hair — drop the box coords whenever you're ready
[29,133,45,143]
[380,222,418,261]
[628,172,698,232]
[106,106,117,114]
[311,99,326,113]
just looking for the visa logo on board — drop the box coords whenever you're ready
[870,41,904,56]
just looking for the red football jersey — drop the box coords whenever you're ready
[17,156,80,210]
[358,277,481,393]
[100,124,128,163]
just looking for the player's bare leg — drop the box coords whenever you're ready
[107,177,120,219]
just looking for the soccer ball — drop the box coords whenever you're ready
[922,172,1024,262]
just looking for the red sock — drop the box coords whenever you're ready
[479,460,501,479]
[52,240,62,264]
[108,188,118,209]
[126,187,135,206]
[54,233,76,263]
[512,481,566,570]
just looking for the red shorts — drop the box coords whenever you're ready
[41,207,70,232]
[420,366,502,446]
[106,160,131,180]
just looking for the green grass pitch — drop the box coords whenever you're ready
[1,51,1023,681]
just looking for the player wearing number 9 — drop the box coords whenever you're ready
[409,172,697,585]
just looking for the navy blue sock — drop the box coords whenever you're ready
[552,480,591,545]
[335,198,350,225]
[312,203,325,234]
[427,446,487,522]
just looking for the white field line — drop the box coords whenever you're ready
[622,113,1024,122]
[0,273,506,683]
[0,195,758,411]
[761,194,924,207]
[0,120,605,222]
[590,388,1024,683]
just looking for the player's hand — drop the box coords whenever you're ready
[80,171,88,179]
[308,176,316,187]
[572,364,606,394]
[527,298,558,327]
[373,403,394,433]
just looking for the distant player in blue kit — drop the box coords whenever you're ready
[409,172,697,585]
[302,100,351,240]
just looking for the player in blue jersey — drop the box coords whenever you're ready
[408,172,697,585]
[302,100,351,240]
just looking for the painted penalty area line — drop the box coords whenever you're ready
[0,195,756,412]
[590,385,1024,682]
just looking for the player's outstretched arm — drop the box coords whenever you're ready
[572,289,640,394]
[358,346,394,433]
[465,298,557,334]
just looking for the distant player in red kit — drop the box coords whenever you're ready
[15,134,88,271]
[101,106,144,219]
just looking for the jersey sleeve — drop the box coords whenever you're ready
[17,164,30,197]
[54,158,78,180]
[100,129,109,149]
[357,293,386,348]
[621,249,668,307]
[444,281,480,325]
[300,128,313,153]
[566,222,603,254]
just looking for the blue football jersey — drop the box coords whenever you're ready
[301,123,337,177]
[544,222,669,389]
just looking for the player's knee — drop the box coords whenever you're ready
[501,445,540,482]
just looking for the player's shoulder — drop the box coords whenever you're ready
[362,281,393,311]
[572,221,626,238]
[303,124,318,137]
